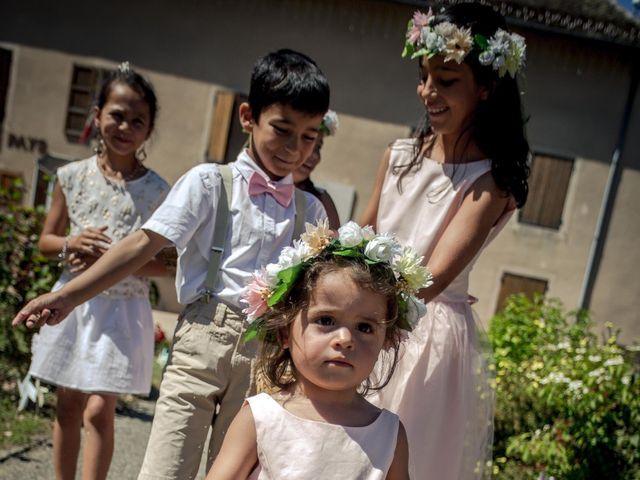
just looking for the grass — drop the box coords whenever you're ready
[0,387,53,451]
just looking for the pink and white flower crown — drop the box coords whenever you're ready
[242,220,433,340]
[403,9,526,78]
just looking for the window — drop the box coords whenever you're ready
[207,91,248,164]
[495,272,548,313]
[0,48,12,153]
[65,65,108,143]
[519,154,574,229]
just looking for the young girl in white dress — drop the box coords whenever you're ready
[27,63,170,480]
[360,4,530,479]
[208,221,433,479]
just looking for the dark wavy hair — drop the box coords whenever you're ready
[96,63,158,131]
[249,48,330,122]
[398,2,530,207]
[256,254,403,396]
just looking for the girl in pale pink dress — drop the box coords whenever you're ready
[208,222,433,479]
[360,4,530,479]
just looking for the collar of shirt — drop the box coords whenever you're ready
[234,149,295,187]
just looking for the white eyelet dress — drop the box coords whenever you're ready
[28,156,169,395]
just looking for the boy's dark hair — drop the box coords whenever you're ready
[96,64,159,130]
[248,49,330,122]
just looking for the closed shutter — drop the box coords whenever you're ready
[495,272,548,313]
[519,154,573,229]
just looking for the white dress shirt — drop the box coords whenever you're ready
[142,150,327,308]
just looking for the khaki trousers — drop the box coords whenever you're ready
[138,301,256,480]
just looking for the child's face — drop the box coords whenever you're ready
[292,133,324,184]
[417,55,489,139]
[94,82,152,158]
[283,268,388,394]
[240,103,323,180]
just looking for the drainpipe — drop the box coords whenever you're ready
[578,63,639,310]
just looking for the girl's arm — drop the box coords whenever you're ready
[386,421,410,480]
[13,228,170,328]
[419,171,511,303]
[359,146,391,230]
[207,404,258,480]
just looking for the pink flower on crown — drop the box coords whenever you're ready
[243,272,271,322]
[408,9,433,44]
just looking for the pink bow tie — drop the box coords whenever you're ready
[248,172,295,207]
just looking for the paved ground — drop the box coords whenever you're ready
[0,395,208,479]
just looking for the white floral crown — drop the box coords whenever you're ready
[242,220,433,341]
[403,9,526,78]
[319,109,339,136]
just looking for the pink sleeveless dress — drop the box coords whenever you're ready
[246,393,400,479]
[371,139,514,479]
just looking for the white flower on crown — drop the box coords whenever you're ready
[264,263,282,288]
[277,241,312,270]
[320,110,339,136]
[395,247,433,292]
[364,233,400,263]
[338,221,365,247]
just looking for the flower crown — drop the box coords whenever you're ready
[117,61,132,74]
[319,109,339,136]
[243,220,433,341]
[403,9,526,78]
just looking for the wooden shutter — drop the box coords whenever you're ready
[495,272,548,313]
[0,48,11,152]
[207,91,236,163]
[520,154,573,229]
[65,66,106,143]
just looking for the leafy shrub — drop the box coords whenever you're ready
[0,200,60,380]
[490,295,640,479]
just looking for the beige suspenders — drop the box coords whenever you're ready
[201,164,306,304]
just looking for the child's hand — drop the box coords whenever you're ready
[67,252,100,273]
[12,291,74,329]
[69,226,111,257]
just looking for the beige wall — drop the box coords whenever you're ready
[313,113,408,219]
[0,43,221,189]
[471,158,611,324]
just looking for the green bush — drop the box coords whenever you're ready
[490,295,640,479]
[0,200,60,380]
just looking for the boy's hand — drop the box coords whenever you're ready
[12,291,74,329]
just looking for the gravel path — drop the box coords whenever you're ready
[0,396,208,479]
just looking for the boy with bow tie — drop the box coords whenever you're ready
[14,49,329,479]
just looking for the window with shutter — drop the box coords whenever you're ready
[65,65,108,143]
[495,272,548,313]
[207,91,248,164]
[519,154,573,229]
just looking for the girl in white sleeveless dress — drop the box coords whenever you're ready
[361,4,530,479]
[208,221,433,479]
[27,63,170,480]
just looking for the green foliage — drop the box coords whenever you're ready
[490,295,640,479]
[0,201,60,377]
